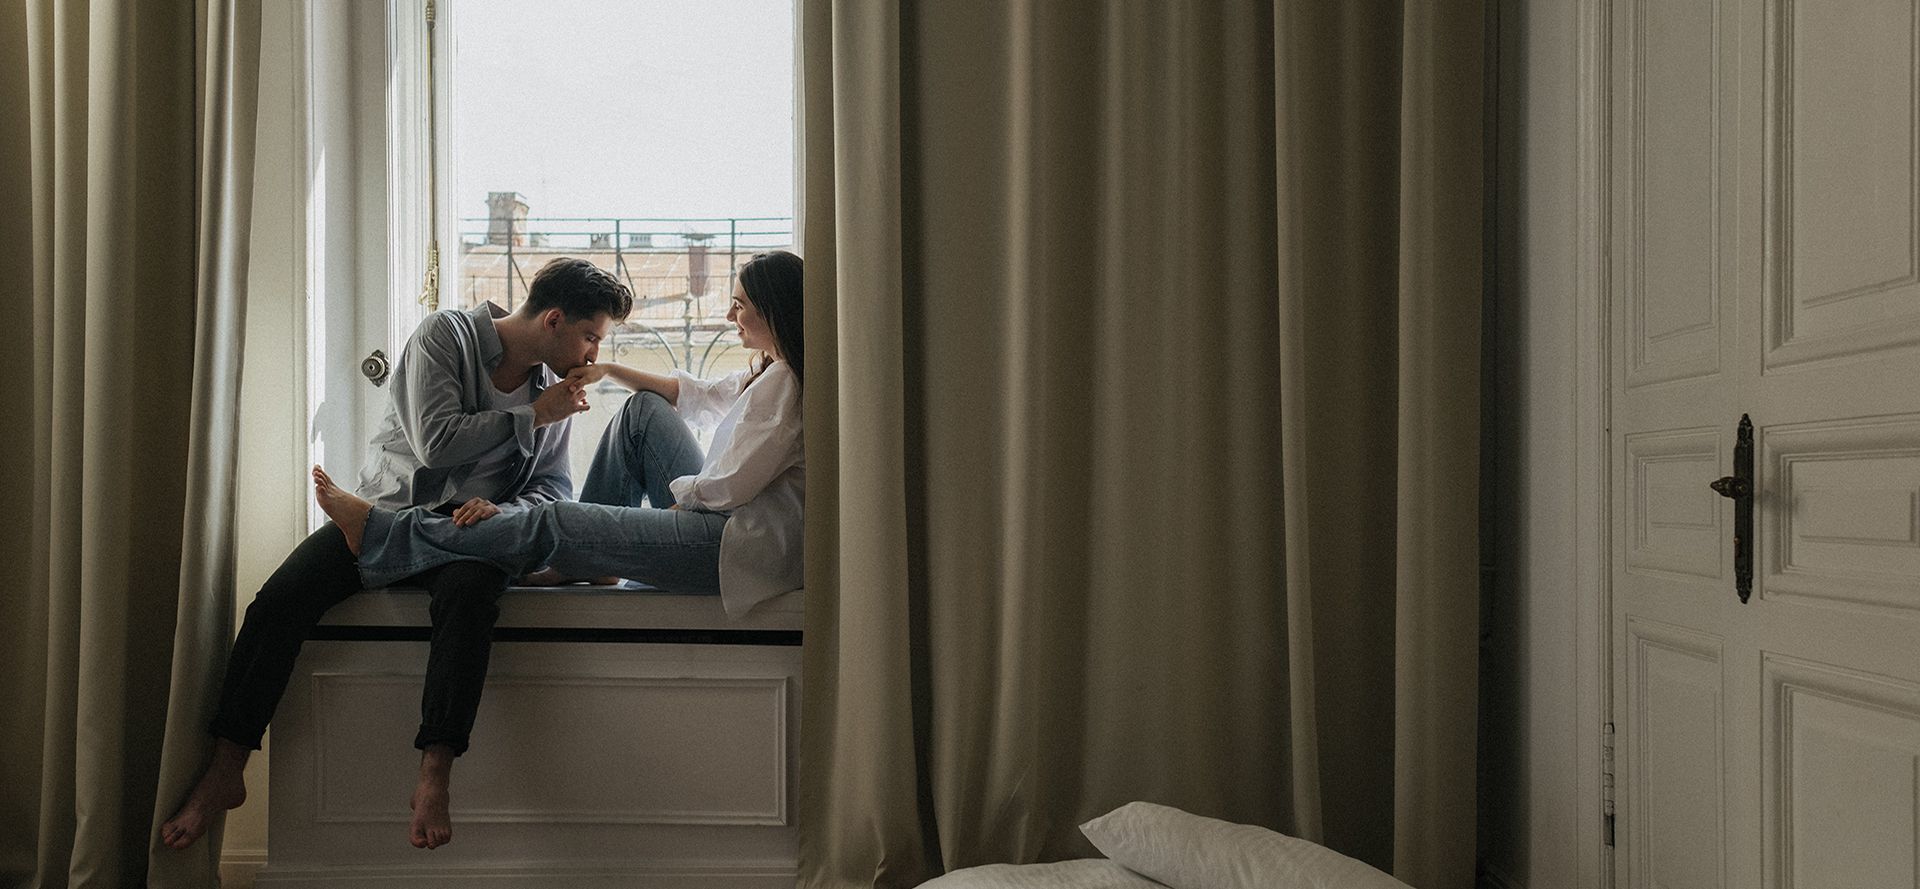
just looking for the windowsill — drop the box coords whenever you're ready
[314,585,805,634]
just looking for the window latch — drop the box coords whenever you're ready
[362,349,392,387]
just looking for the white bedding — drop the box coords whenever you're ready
[915,802,1413,889]
[918,860,1169,889]
[1080,802,1413,889]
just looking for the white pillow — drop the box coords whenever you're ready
[1079,801,1413,889]
[919,859,1172,888]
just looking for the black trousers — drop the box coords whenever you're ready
[208,523,509,756]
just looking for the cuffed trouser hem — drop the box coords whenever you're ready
[414,724,470,756]
[207,720,266,751]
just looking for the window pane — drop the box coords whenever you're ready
[449,0,795,482]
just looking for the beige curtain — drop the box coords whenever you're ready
[0,1,260,886]
[799,2,1481,888]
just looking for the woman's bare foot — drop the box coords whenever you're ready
[518,567,621,586]
[409,745,456,849]
[312,465,372,556]
[160,739,250,850]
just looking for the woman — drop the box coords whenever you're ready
[315,249,804,619]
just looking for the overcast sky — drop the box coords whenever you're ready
[451,0,795,225]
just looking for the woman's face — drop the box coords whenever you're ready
[727,278,778,358]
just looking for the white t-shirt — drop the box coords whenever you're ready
[442,374,535,506]
[669,360,804,616]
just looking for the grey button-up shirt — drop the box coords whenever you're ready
[355,302,573,512]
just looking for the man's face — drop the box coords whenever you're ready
[541,310,613,373]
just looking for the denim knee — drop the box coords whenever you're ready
[528,500,568,548]
[622,389,673,424]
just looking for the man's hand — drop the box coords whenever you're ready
[532,380,590,427]
[565,363,610,388]
[451,498,501,527]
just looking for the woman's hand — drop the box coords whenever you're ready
[566,363,611,387]
[562,362,681,404]
[451,497,501,527]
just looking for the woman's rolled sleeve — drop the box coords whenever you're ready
[670,368,751,428]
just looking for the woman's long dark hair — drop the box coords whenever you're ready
[738,250,803,386]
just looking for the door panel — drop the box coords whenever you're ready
[1762,655,1920,889]
[1628,620,1728,889]
[1627,429,1728,581]
[1763,0,1920,366]
[1763,416,1920,614]
[1628,0,1728,387]
[1611,0,1920,886]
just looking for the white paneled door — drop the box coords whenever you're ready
[1609,0,1920,887]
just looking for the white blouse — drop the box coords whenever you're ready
[668,360,804,616]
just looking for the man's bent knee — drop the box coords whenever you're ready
[426,561,509,604]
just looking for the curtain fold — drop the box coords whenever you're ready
[0,0,47,880]
[1271,1,1486,878]
[1388,1,1485,881]
[798,0,932,883]
[802,1,1482,889]
[0,2,259,886]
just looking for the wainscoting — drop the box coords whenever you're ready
[253,587,803,888]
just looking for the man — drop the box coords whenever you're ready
[161,257,632,851]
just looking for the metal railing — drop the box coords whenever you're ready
[455,215,793,378]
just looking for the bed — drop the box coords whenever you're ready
[922,802,1414,889]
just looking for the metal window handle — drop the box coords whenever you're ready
[1708,414,1754,604]
[362,349,392,387]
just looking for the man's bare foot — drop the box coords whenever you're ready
[409,745,456,849]
[160,739,250,850]
[518,567,620,586]
[312,465,372,556]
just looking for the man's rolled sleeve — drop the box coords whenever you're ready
[498,402,572,512]
[394,315,522,468]
[503,403,539,457]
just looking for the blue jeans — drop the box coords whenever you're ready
[357,391,728,592]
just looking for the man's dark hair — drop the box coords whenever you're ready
[521,257,632,321]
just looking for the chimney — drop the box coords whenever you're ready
[686,232,713,298]
[486,192,529,246]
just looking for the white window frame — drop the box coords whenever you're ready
[272,0,440,530]
[256,0,803,534]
